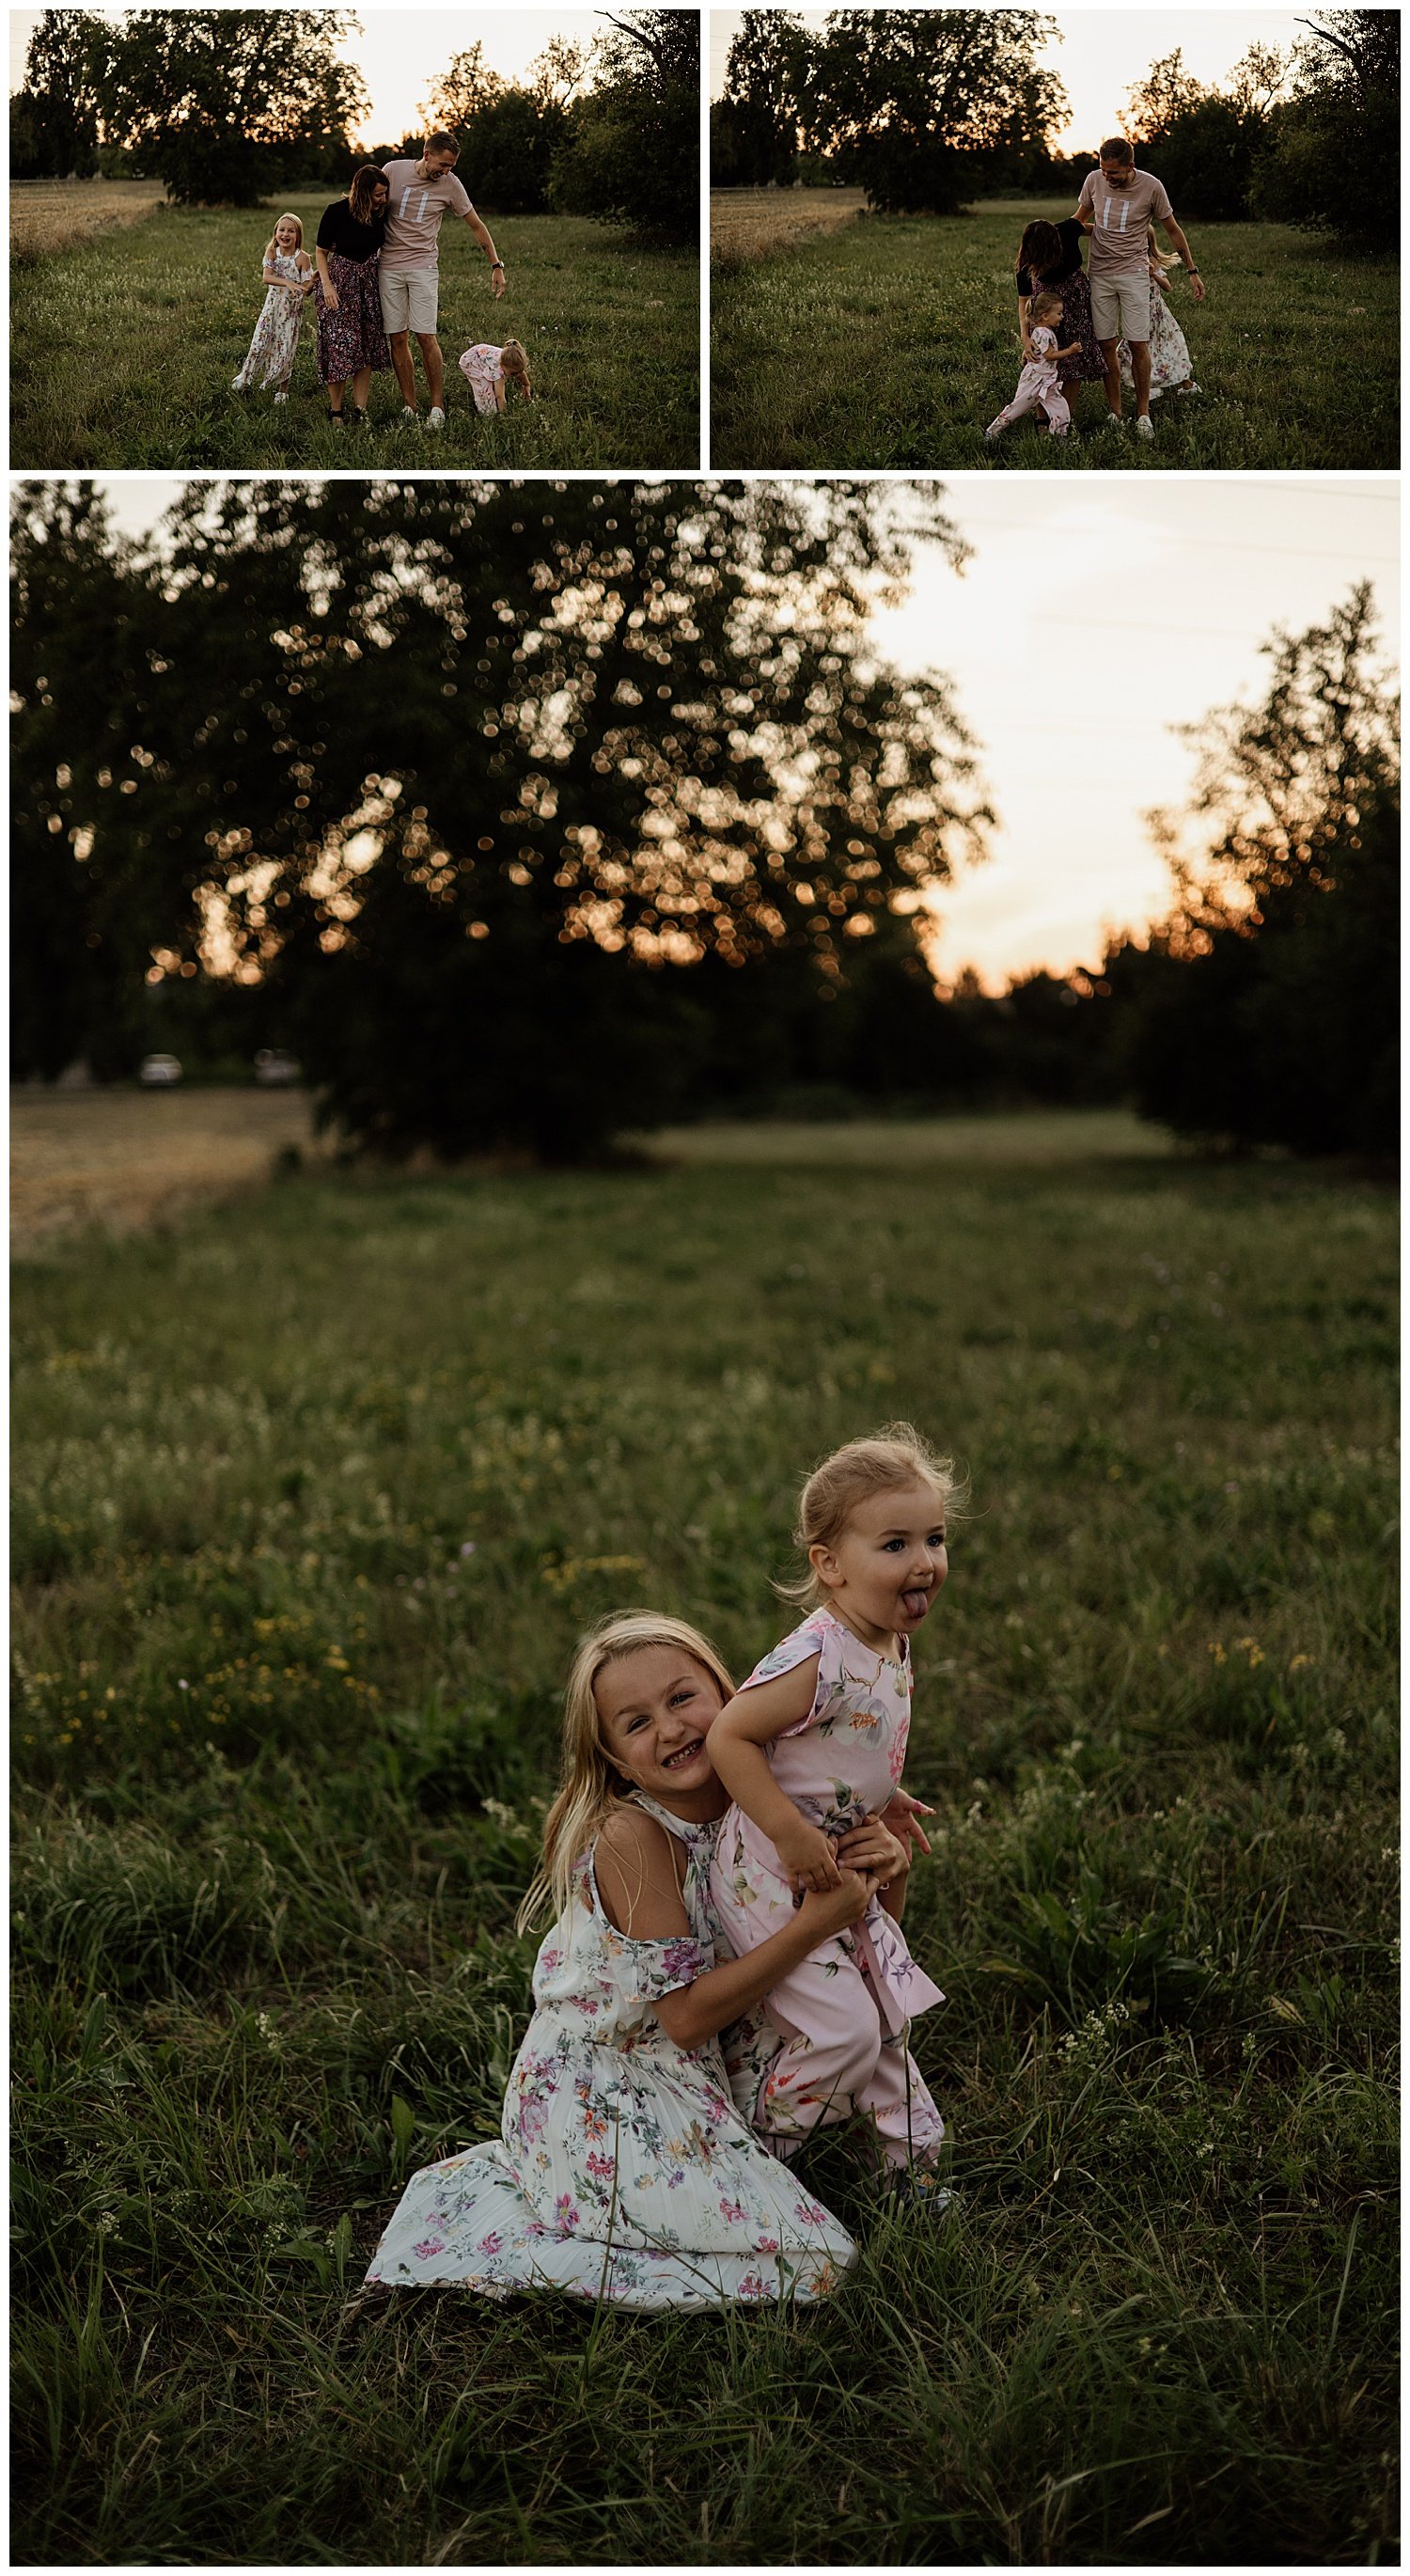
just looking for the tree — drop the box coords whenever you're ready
[96,9,368,205]
[9,483,278,1079]
[1253,10,1399,241]
[526,37,590,113]
[1125,48,1206,140]
[715,11,808,188]
[550,10,699,244]
[807,10,1062,213]
[420,42,507,133]
[1130,587,1399,1155]
[447,88,571,216]
[1126,44,1290,220]
[424,43,588,219]
[9,9,103,179]
[10,481,990,1160]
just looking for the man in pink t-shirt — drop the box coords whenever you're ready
[378,132,507,429]
[1075,135,1207,439]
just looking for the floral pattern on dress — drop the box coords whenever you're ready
[1120,277,1197,395]
[234,253,308,392]
[364,1794,856,2309]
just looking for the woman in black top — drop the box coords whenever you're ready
[1012,216,1104,409]
[313,165,391,425]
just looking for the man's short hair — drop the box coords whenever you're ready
[1099,136,1134,165]
[424,131,461,160]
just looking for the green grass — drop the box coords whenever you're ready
[10,198,699,468]
[710,199,1398,469]
[12,1126,1399,2563]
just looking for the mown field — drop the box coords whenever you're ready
[10,178,170,261]
[12,1117,1398,2565]
[10,196,699,469]
[710,184,866,264]
[11,1086,325,1249]
[710,198,1398,470]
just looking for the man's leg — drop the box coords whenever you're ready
[387,330,418,409]
[1129,338,1152,417]
[416,332,446,413]
[1099,336,1122,417]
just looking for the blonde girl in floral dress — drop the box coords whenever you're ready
[709,1427,954,2199]
[363,1612,906,2309]
[232,212,315,403]
[1120,229,1200,400]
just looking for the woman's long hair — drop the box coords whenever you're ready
[348,164,386,226]
[515,1611,736,1934]
[1015,218,1064,282]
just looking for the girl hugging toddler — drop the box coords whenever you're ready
[708,1426,955,2203]
[362,1610,901,2309]
[986,291,1078,442]
[232,212,315,403]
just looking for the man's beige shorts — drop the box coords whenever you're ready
[379,268,439,337]
[1089,271,1153,342]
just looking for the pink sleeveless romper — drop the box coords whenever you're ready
[710,1608,946,2169]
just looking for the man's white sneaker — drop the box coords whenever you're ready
[426,406,446,432]
[274,391,289,405]
[400,405,418,423]
[1136,414,1155,440]
[1103,411,1125,432]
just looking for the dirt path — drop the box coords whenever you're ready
[10,1088,325,1249]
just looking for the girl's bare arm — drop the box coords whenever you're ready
[707,1658,843,1892]
[594,1809,875,2050]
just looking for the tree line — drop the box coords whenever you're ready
[11,482,1397,1165]
[713,7,1398,239]
[10,7,697,243]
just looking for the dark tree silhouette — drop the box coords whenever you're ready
[9,9,103,180]
[95,8,368,204]
[807,10,1065,213]
[550,10,699,243]
[1131,586,1399,1155]
[11,480,991,1158]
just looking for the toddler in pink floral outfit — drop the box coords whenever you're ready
[709,1425,954,2196]
[986,290,1079,441]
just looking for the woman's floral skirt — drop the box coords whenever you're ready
[315,250,390,385]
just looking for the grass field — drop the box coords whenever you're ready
[10,195,699,469]
[711,185,867,265]
[12,1117,1398,2564]
[710,197,1398,470]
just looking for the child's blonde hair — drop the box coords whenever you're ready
[499,338,530,382]
[1030,290,1064,324]
[516,1610,735,1932]
[778,1422,964,1610]
[265,212,305,258]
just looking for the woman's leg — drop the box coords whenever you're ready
[327,377,348,416]
[351,368,371,412]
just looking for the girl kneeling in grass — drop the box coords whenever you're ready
[709,1427,952,2205]
[364,1611,905,2308]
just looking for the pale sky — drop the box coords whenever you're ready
[710,8,1307,144]
[86,477,1398,992]
[10,10,614,142]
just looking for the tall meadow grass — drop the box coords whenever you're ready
[12,1139,1398,2562]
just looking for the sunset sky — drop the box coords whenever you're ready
[91,477,1398,992]
[9,10,615,141]
[710,8,1307,141]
